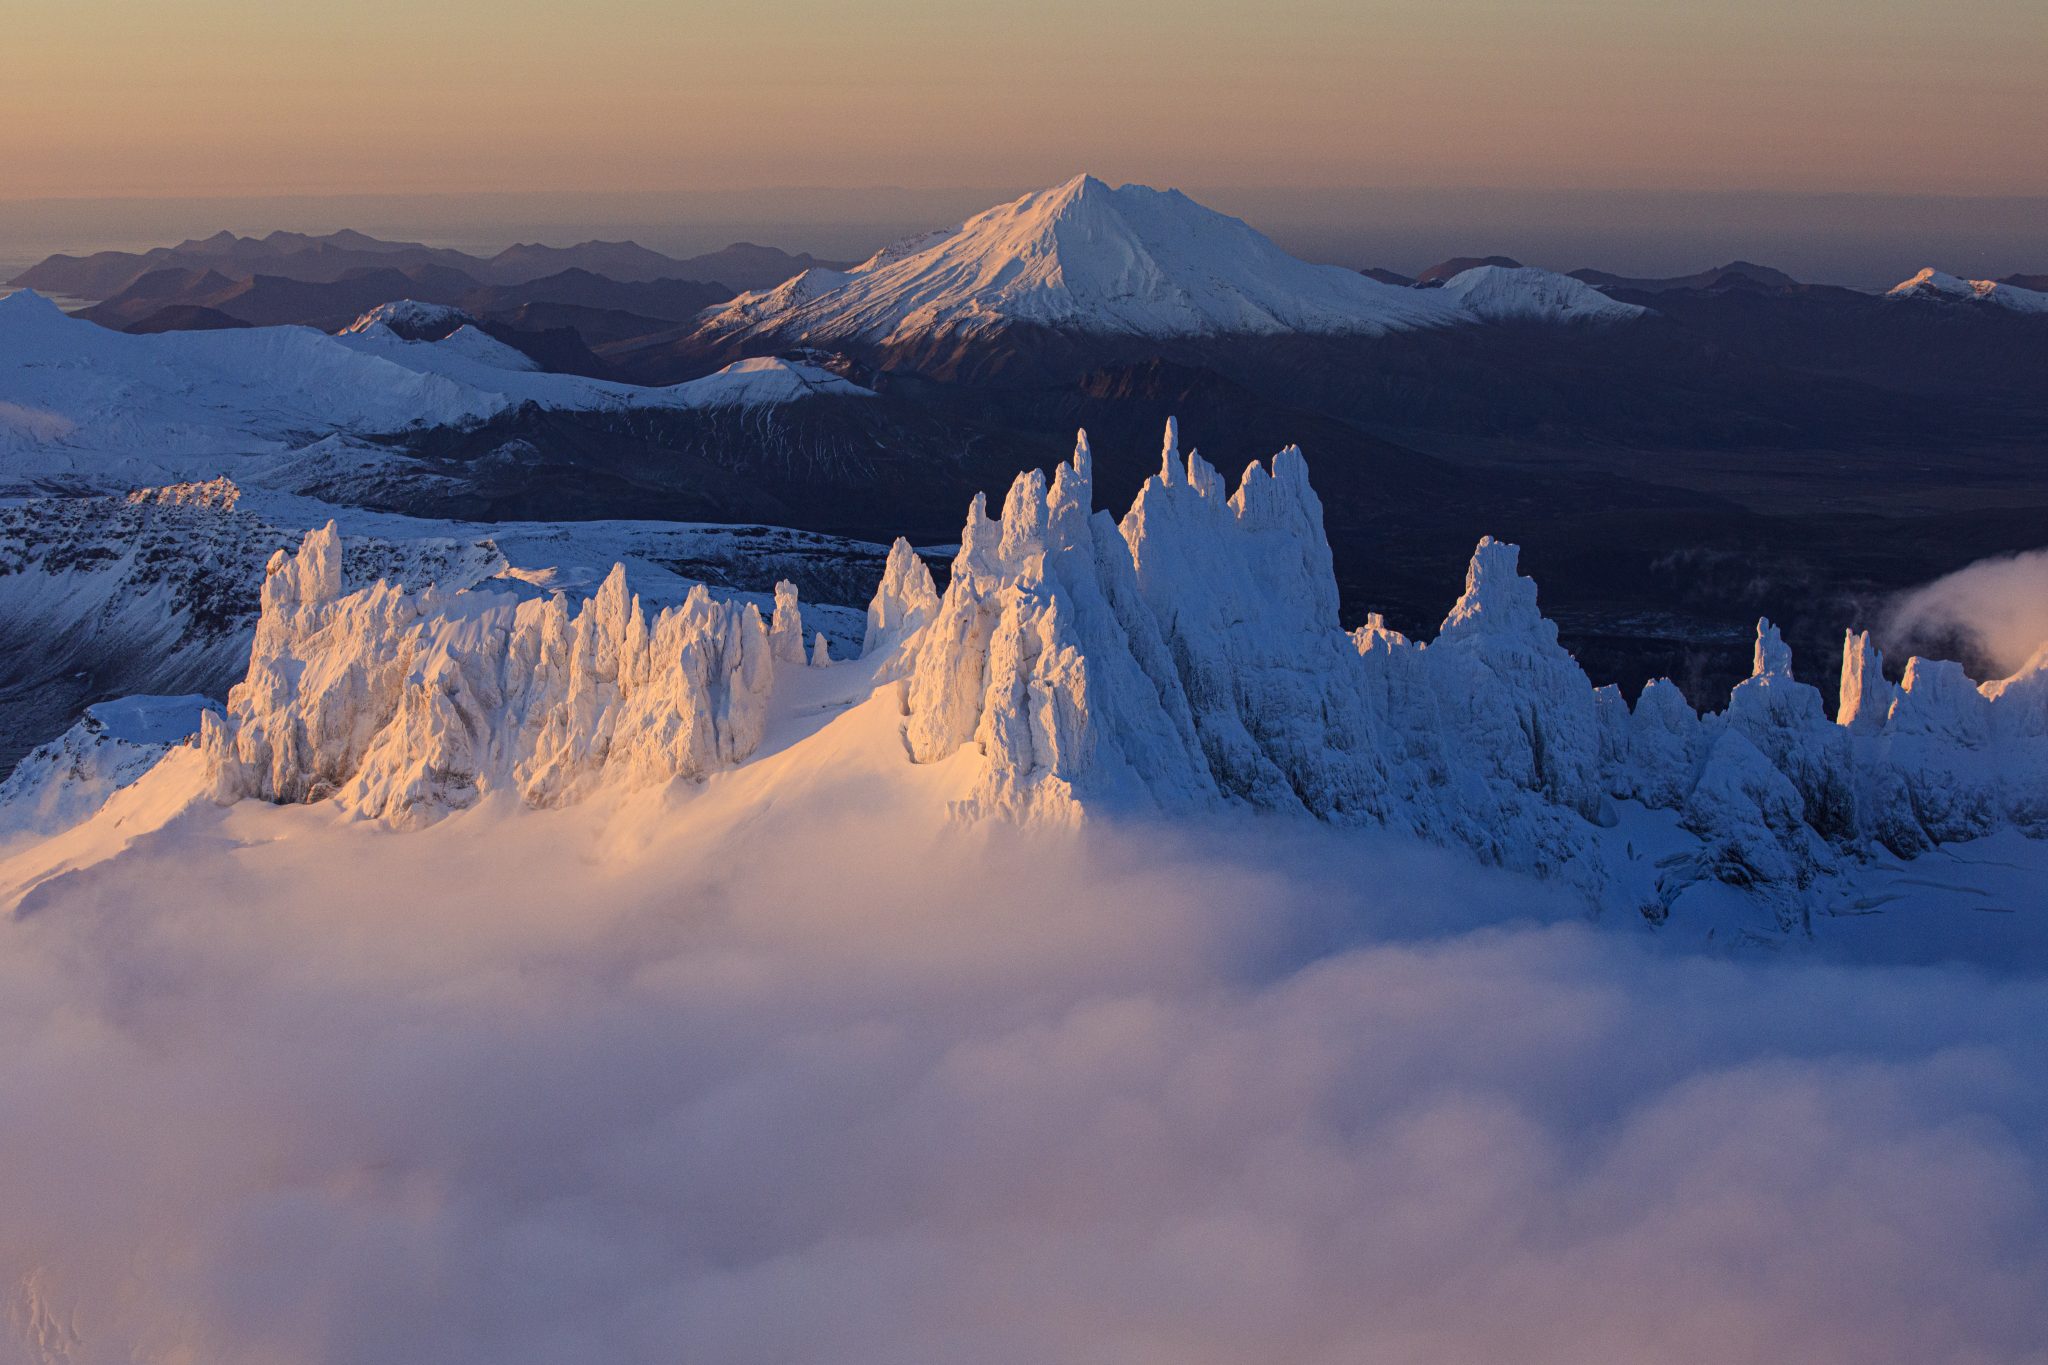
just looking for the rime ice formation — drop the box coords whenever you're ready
[62,419,2039,928]
[197,523,830,826]
[876,423,2048,915]
[862,537,941,662]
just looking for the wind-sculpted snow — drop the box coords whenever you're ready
[198,525,827,825]
[880,422,2048,924]
[86,419,2048,930]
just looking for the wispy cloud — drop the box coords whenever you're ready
[1886,547,2048,680]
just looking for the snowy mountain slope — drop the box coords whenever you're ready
[0,694,217,847]
[1886,268,2048,313]
[1436,265,1649,323]
[0,289,874,491]
[64,421,2040,945]
[691,175,1474,346]
[0,289,495,483]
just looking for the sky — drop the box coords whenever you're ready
[2,0,2044,279]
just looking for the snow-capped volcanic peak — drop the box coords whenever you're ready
[697,174,1470,344]
[1887,268,2048,314]
[1437,265,1648,323]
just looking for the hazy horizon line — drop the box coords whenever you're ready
[7,183,2048,207]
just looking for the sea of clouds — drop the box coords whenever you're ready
[2,789,2046,1364]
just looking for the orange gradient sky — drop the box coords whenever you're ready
[4,0,2044,201]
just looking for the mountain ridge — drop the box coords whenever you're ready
[12,231,850,300]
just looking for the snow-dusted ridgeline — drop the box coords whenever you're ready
[173,422,2046,924]
[1886,268,2048,314]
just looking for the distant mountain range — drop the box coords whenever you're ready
[5,176,2048,710]
[9,230,850,300]
[1570,260,1801,293]
[76,263,731,345]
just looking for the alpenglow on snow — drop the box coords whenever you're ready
[689,176,1645,348]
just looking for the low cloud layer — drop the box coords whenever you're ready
[2,795,2046,1364]
[1886,547,2048,680]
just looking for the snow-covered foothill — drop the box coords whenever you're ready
[672,355,874,407]
[0,289,874,490]
[1435,264,1650,323]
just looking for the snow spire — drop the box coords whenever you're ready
[260,521,345,614]
[1050,429,1094,530]
[1183,447,1223,500]
[1891,657,1992,745]
[1752,618,1793,680]
[1838,629,1895,733]
[812,632,833,668]
[863,538,940,657]
[1439,537,1547,639]
[1159,416,1181,486]
[770,580,807,665]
